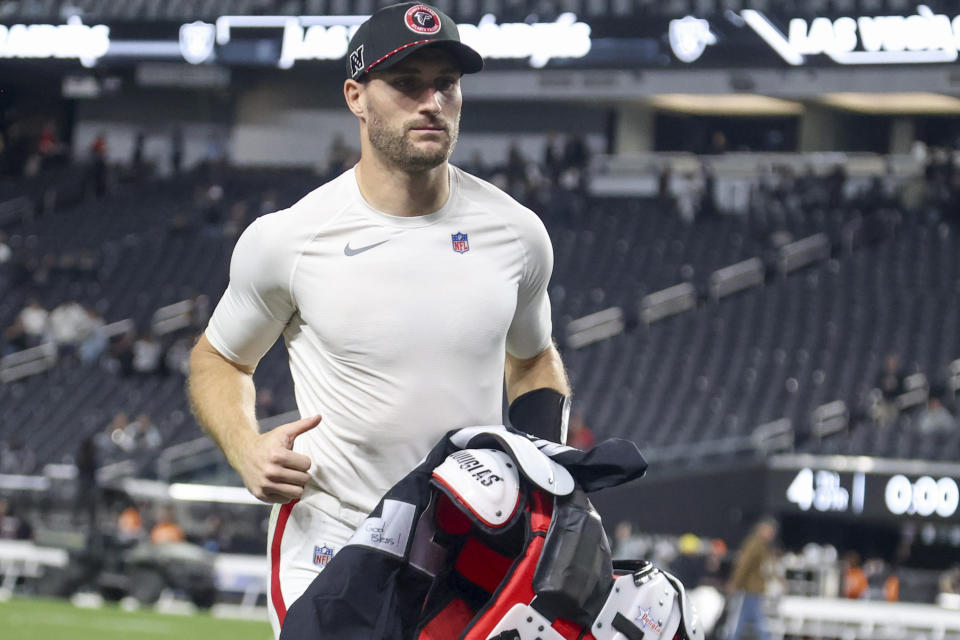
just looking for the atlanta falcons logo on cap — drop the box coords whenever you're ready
[404,4,441,34]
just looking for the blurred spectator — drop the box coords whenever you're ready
[132,333,162,375]
[89,132,108,199]
[223,201,249,239]
[0,232,11,265]
[201,513,231,553]
[884,568,900,602]
[150,505,186,544]
[201,183,225,235]
[48,300,92,354]
[0,436,37,474]
[709,130,727,154]
[463,150,490,181]
[325,133,353,178]
[132,130,146,172]
[567,411,595,450]
[0,498,31,539]
[698,163,718,218]
[671,533,708,588]
[15,298,50,348]
[542,131,563,183]
[37,121,63,166]
[938,565,960,609]
[872,353,906,425]
[918,396,956,434]
[611,521,647,560]
[725,517,778,640]
[562,133,589,174]
[256,388,278,419]
[259,189,279,216]
[170,127,183,175]
[110,330,136,377]
[117,505,144,542]
[506,142,527,197]
[164,335,193,376]
[842,551,868,599]
[74,435,99,528]
[128,413,162,451]
[78,307,108,365]
[96,412,134,459]
[190,294,211,330]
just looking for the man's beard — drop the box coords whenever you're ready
[367,109,460,173]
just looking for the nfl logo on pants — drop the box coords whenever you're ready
[313,545,334,567]
[451,232,470,254]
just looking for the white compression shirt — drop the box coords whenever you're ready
[205,165,554,515]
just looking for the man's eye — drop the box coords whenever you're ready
[436,78,457,92]
[392,78,420,92]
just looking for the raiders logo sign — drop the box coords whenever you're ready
[404,4,441,35]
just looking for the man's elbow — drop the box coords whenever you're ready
[189,334,253,376]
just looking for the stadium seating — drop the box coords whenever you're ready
[1,162,957,472]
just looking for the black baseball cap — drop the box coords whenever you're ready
[346,2,484,81]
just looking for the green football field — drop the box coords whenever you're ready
[0,597,273,640]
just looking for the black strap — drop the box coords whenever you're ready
[612,612,646,640]
[508,387,570,443]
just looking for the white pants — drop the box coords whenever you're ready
[266,488,367,639]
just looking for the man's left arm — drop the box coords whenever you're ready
[505,206,571,443]
[505,344,571,443]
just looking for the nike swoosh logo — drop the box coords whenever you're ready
[344,239,389,256]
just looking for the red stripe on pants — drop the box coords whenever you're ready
[271,499,298,628]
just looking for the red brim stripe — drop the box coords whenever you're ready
[365,39,433,75]
[270,499,298,627]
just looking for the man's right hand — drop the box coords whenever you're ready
[236,415,321,503]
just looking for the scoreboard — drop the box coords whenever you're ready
[768,455,960,524]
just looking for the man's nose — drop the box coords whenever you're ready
[418,87,443,114]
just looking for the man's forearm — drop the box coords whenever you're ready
[505,343,570,403]
[187,335,260,471]
[505,344,571,442]
[188,335,319,503]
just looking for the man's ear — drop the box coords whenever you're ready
[344,79,365,119]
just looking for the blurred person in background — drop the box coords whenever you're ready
[128,413,163,451]
[88,132,108,199]
[872,353,907,425]
[150,505,185,544]
[116,504,144,542]
[842,551,868,599]
[724,516,778,640]
[919,395,955,434]
[74,435,99,530]
[7,298,49,351]
[0,497,32,539]
[78,306,108,366]
[132,332,162,375]
[611,521,647,560]
[96,412,134,461]
[0,232,11,265]
[48,300,92,357]
[0,436,36,475]
[567,410,595,449]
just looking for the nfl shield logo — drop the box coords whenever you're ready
[313,544,334,567]
[451,232,470,254]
